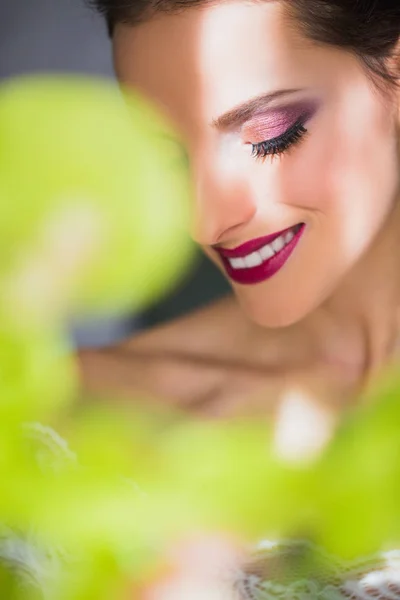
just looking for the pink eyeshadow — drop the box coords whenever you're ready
[242,101,318,144]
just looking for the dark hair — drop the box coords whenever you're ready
[92,0,400,88]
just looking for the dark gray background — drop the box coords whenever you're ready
[0,0,229,345]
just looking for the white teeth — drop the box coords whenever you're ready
[271,235,285,253]
[227,226,300,270]
[244,251,262,268]
[285,230,294,244]
[260,244,275,260]
[229,257,246,269]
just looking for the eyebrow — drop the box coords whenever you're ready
[211,88,303,131]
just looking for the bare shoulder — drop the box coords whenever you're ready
[123,294,243,355]
[78,295,353,419]
[78,295,246,410]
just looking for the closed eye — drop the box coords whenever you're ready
[251,118,308,161]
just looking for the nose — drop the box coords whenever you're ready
[190,171,257,247]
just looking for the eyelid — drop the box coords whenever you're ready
[242,117,293,144]
[252,117,305,145]
[241,101,319,144]
[251,119,308,161]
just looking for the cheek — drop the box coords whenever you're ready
[327,107,399,258]
[277,97,399,248]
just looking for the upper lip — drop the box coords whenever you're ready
[215,224,300,259]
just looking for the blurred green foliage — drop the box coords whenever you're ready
[0,74,195,598]
[0,74,398,600]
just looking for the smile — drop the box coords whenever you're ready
[216,223,305,285]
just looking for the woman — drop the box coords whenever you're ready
[82,0,400,418]
[81,1,400,597]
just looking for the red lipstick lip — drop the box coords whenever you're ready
[218,223,305,286]
[215,225,301,259]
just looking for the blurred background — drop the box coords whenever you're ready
[0,0,229,346]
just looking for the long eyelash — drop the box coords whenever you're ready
[251,119,308,161]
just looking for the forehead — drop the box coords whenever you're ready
[113,1,359,137]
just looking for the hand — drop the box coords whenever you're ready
[138,534,244,600]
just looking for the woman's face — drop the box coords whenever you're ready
[113,1,400,328]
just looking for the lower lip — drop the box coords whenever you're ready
[220,224,305,285]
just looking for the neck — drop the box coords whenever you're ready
[312,197,400,385]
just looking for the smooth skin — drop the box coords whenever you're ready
[79,1,400,420]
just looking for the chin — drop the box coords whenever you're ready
[238,295,316,330]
